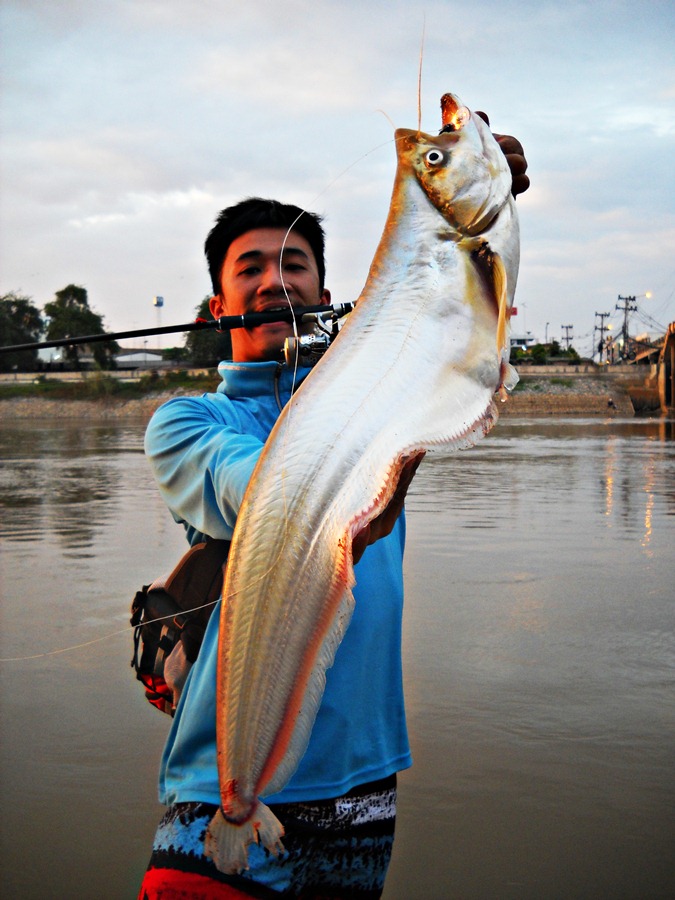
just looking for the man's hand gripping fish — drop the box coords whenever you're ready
[204,93,520,873]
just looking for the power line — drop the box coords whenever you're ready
[635,308,666,333]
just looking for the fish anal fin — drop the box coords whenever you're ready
[257,552,356,798]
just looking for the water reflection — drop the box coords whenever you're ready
[0,422,139,550]
[409,417,675,560]
[1,416,673,900]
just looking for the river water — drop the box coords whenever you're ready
[1,416,673,899]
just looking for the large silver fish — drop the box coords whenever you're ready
[204,93,520,873]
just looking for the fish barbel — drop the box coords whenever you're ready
[204,93,520,872]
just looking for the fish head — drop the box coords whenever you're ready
[394,93,513,237]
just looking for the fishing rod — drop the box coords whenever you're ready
[0,303,356,354]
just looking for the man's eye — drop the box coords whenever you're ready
[240,266,260,276]
[284,263,306,272]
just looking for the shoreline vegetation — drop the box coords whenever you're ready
[0,368,662,420]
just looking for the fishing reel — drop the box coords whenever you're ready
[283,302,354,367]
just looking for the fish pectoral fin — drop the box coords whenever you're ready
[494,253,509,359]
[469,242,510,358]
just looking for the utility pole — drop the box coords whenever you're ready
[616,294,638,359]
[594,311,611,363]
[561,324,574,350]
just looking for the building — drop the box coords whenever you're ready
[114,349,164,369]
[510,332,537,351]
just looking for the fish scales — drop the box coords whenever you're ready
[205,92,520,873]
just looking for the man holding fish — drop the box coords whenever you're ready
[139,106,528,899]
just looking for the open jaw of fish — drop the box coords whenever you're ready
[204,92,520,873]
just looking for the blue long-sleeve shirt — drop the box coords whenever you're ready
[144,359,411,805]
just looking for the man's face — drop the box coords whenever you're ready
[209,227,331,363]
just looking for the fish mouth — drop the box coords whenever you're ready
[439,93,471,133]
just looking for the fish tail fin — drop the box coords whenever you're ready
[204,803,285,874]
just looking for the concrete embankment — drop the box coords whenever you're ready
[501,375,636,417]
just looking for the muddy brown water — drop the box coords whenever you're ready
[1,417,673,899]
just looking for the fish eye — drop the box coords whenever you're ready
[424,148,446,168]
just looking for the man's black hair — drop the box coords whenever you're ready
[205,198,326,295]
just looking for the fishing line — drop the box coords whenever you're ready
[417,15,426,136]
[222,136,400,604]
[251,20,429,452]
[278,135,398,393]
[278,222,303,392]
[0,598,219,662]
[4,136,403,656]
[274,137,399,417]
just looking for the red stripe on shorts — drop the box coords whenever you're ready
[138,867,254,900]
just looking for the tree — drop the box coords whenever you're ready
[163,346,189,364]
[43,284,118,369]
[185,296,232,367]
[0,292,44,372]
[530,343,548,365]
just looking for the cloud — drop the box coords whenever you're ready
[67,187,215,230]
[1,0,673,347]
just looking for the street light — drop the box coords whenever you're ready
[153,296,164,351]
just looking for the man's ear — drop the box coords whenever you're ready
[320,288,331,306]
[209,295,226,318]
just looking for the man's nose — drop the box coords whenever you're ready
[257,264,286,295]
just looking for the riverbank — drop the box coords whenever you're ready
[0,392,177,421]
[0,374,647,420]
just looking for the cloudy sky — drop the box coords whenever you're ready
[2,0,674,355]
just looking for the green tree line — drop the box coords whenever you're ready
[0,287,232,373]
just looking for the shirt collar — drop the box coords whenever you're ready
[216,359,311,399]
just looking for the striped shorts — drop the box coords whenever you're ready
[138,775,397,899]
